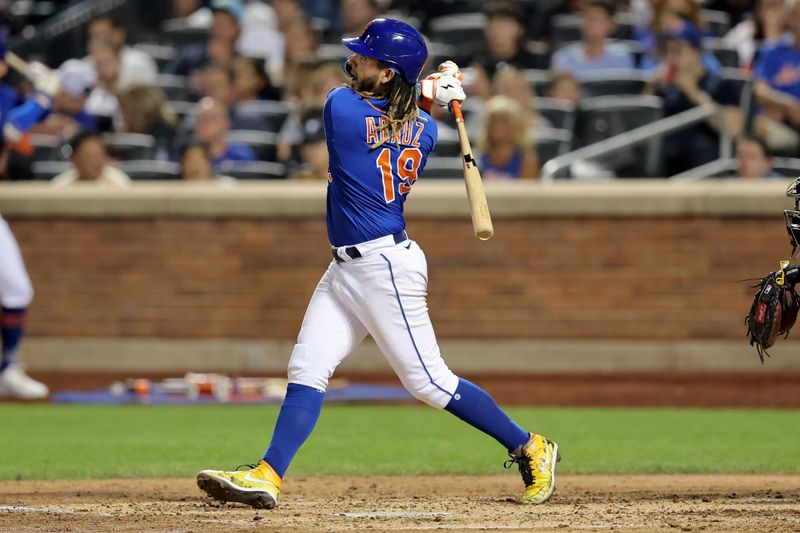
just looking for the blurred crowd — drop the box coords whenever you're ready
[0,0,797,183]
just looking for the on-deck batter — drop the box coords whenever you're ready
[197,18,559,508]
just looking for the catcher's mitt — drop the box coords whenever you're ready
[746,262,800,363]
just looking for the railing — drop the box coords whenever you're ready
[540,103,732,183]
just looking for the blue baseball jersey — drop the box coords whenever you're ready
[323,86,437,247]
[754,44,800,101]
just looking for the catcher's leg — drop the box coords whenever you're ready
[198,264,367,508]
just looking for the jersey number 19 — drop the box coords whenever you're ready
[376,147,422,204]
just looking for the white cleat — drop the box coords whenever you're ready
[0,365,49,399]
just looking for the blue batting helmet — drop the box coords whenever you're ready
[342,18,428,84]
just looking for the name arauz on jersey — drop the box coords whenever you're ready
[365,116,426,147]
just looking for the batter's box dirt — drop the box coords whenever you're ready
[0,475,798,532]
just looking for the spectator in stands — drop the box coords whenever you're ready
[545,70,583,105]
[705,0,756,27]
[30,60,98,141]
[167,0,242,78]
[201,63,268,130]
[753,0,800,156]
[284,17,319,68]
[118,85,177,161]
[340,0,381,39]
[477,96,540,180]
[193,97,256,167]
[466,1,541,79]
[723,0,788,68]
[551,0,635,78]
[85,39,122,128]
[289,111,328,180]
[233,56,280,101]
[493,67,551,130]
[180,142,237,183]
[51,131,131,187]
[644,22,742,175]
[86,13,157,87]
[173,0,206,23]
[734,135,783,178]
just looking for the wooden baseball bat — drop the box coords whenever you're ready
[4,51,32,80]
[451,101,493,240]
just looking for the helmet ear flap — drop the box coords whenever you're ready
[342,55,355,79]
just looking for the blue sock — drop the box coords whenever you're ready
[1,307,26,372]
[263,383,324,478]
[445,378,530,451]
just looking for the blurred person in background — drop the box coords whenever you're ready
[551,0,635,77]
[723,0,788,68]
[705,0,756,27]
[233,56,280,101]
[544,70,583,105]
[173,0,206,24]
[477,95,540,180]
[284,16,319,70]
[51,131,131,187]
[289,110,328,180]
[85,13,157,87]
[202,63,269,130]
[117,85,177,160]
[644,23,742,175]
[28,59,98,141]
[492,67,552,131]
[180,141,237,183]
[752,0,800,156]
[339,0,381,40]
[465,1,541,79]
[167,0,242,78]
[734,135,783,178]
[85,39,123,128]
[635,0,724,73]
[193,97,256,167]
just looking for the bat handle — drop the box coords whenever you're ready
[451,100,464,124]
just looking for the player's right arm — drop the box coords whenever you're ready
[418,61,466,114]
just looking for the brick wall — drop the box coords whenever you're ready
[6,214,788,340]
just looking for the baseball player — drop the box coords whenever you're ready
[0,43,61,399]
[197,18,559,508]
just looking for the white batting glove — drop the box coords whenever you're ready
[432,74,466,108]
[28,61,60,99]
[438,60,462,81]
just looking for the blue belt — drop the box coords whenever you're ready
[332,231,408,263]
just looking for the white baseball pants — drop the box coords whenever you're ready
[0,215,34,309]
[288,236,459,408]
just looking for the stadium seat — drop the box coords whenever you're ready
[233,101,293,133]
[701,9,731,37]
[704,38,740,68]
[218,161,287,180]
[533,127,573,166]
[524,42,552,70]
[31,161,71,181]
[160,19,209,46]
[432,123,461,158]
[720,68,754,132]
[30,134,68,162]
[316,44,350,64]
[117,160,180,180]
[427,42,460,72]
[428,13,487,48]
[578,69,650,98]
[134,43,176,72]
[424,156,463,179]
[573,95,664,177]
[166,100,195,121]
[773,158,800,177]
[550,14,634,50]
[155,74,194,102]
[226,130,279,162]
[104,133,157,161]
[536,97,576,131]
[523,69,551,97]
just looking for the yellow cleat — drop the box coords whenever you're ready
[505,432,560,504]
[197,459,282,509]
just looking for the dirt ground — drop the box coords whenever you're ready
[1,475,798,532]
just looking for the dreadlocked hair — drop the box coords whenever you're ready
[360,74,420,149]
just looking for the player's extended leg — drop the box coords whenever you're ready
[197,265,368,508]
[0,216,47,399]
[339,241,559,504]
